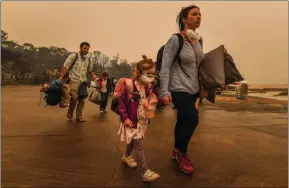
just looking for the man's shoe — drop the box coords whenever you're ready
[67,112,73,120]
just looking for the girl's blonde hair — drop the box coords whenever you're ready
[136,55,155,73]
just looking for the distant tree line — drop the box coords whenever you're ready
[1,30,134,85]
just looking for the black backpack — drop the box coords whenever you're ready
[43,79,62,106]
[44,89,62,106]
[155,33,203,87]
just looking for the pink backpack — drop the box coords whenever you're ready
[111,78,134,114]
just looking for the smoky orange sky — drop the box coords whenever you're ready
[1,1,288,84]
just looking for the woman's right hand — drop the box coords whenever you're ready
[124,119,134,127]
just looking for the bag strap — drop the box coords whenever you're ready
[174,33,204,79]
[124,78,134,100]
[146,84,153,99]
[173,33,191,78]
[173,33,184,62]
[67,53,78,72]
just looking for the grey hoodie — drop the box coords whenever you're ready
[160,34,204,98]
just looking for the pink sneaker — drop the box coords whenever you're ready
[176,152,194,174]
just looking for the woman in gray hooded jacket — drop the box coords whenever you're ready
[160,5,204,175]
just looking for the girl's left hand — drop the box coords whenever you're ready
[124,119,134,127]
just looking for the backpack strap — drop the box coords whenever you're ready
[156,33,184,73]
[146,84,153,98]
[68,53,78,71]
[173,33,190,78]
[173,33,204,78]
[173,33,184,62]
[156,46,165,71]
[124,78,134,100]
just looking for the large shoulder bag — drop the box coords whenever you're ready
[191,41,208,99]
[89,89,101,105]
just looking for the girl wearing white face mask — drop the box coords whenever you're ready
[117,55,160,182]
[140,73,155,84]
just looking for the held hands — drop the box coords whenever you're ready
[124,119,134,127]
[162,95,172,106]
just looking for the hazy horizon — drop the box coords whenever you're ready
[1,1,288,84]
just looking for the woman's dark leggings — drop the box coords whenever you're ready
[171,92,199,153]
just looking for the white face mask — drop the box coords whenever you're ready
[185,29,201,41]
[140,74,154,84]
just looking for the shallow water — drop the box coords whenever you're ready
[249,91,288,101]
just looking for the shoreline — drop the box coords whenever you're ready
[216,95,287,106]
[211,95,288,114]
